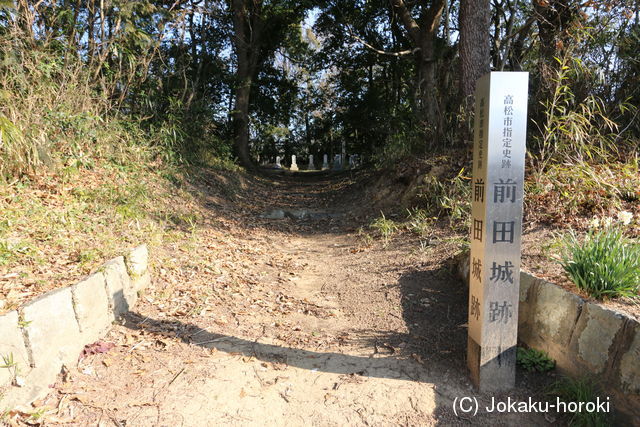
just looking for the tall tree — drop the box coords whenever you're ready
[390,0,446,140]
[230,0,264,168]
[230,0,310,168]
[459,0,490,143]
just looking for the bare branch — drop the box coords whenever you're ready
[345,25,419,57]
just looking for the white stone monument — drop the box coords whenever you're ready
[308,155,315,170]
[333,154,342,170]
[290,155,299,171]
[467,72,529,392]
[275,156,282,168]
[322,154,329,170]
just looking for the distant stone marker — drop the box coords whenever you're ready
[308,155,315,170]
[333,154,342,170]
[275,156,282,168]
[322,154,329,170]
[290,155,299,171]
[349,155,359,169]
[467,71,529,392]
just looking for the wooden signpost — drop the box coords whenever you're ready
[467,72,529,391]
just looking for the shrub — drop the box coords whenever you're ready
[416,168,470,231]
[547,376,610,427]
[516,347,555,373]
[405,208,435,236]
[370,212,399,245]
[560,227,640,300]
[525,159,640,225]
[531,28,623,173]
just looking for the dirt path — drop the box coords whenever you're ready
[33,171,552,426]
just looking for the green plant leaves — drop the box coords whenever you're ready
[516,347,555,373]
[560,227,640,300]
[547,377,611,427]
[369,212,399,245]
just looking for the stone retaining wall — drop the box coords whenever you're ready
[458,255,639,422]
[0,245,150,410]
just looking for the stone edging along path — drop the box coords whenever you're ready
[458,255,639,421]
[0,245,150,410]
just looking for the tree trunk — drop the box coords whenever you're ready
[418,0,445,142]
[459,0,490,143]
[233,75,253,168]
[459,0,490,105]
[418,40,438,135]
[231,0,262,169]
[391,0,445,142]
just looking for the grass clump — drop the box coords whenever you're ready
[547,376,610,427]
[0,353,20,384]
[369,213,399,245]
[560,227,640,300]
[416,168,470,231]
[516,347,555,373]
[405,208,435,237]
[0,353,16,370]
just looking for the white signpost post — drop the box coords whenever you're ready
[467,72,529,391]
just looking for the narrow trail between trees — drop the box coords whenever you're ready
[43,171,549,426]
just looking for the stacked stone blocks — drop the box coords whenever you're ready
[0,245,150,409]
[458,255,639,422]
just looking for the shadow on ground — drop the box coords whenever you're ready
[118,260,479,425]
[116,255,551,425]
[121,310,464,425]
[398,265,468,368]
[123,293,463,385]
